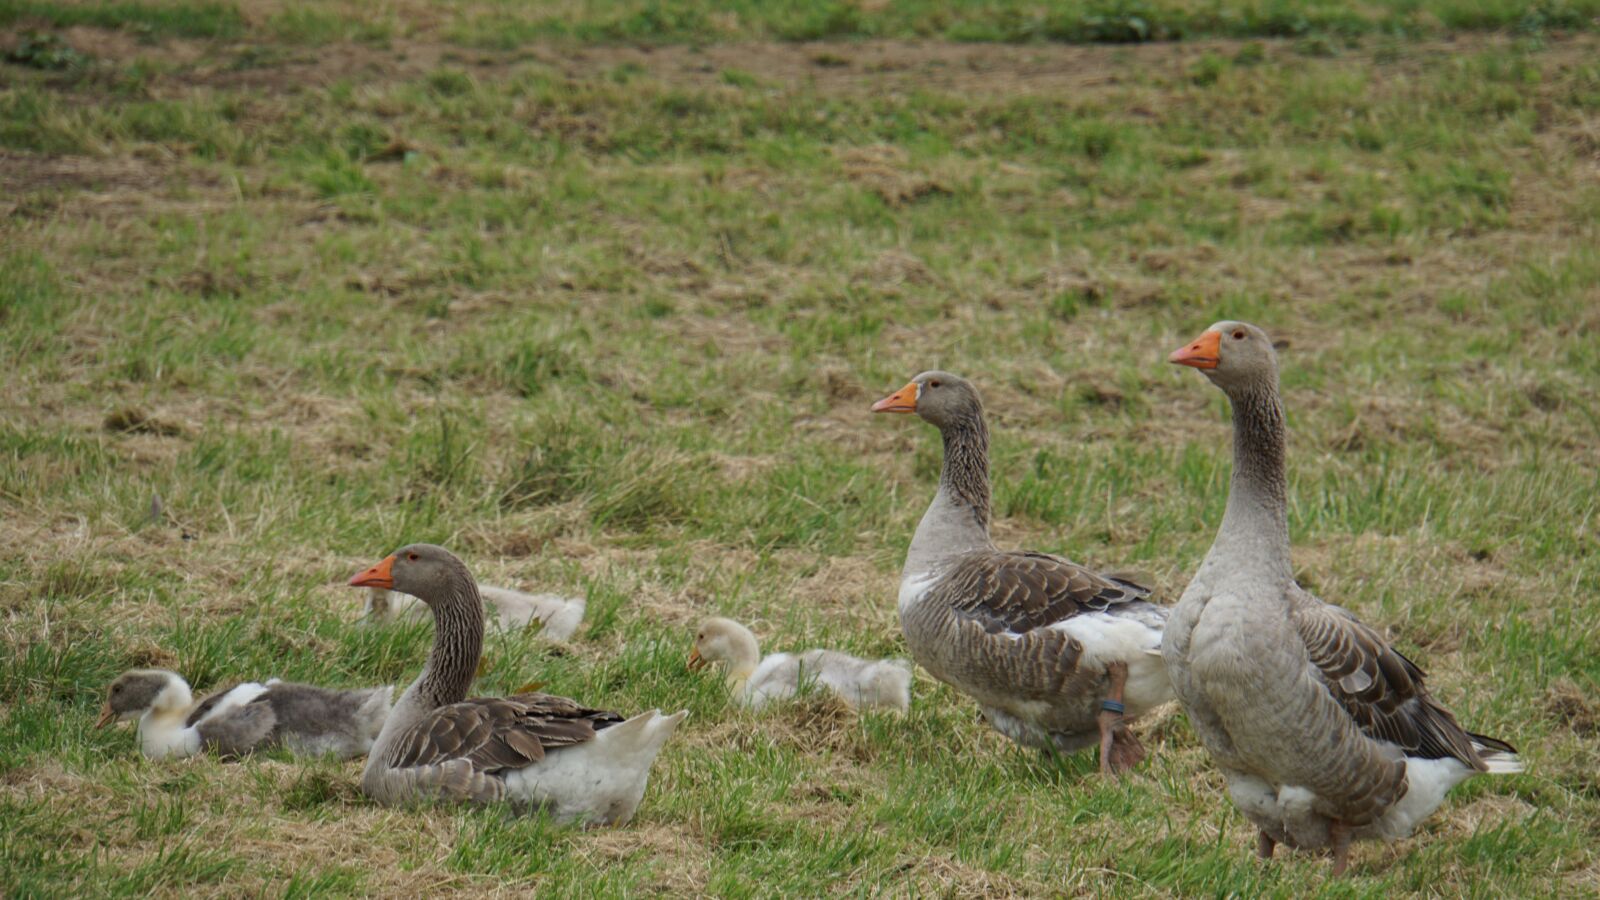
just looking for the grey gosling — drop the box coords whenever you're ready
[688,617,912,712]
[97,669,392,760]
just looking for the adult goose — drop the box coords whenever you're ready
[97,669,392,760]
[1164,321,1520,874]
[872,371,1172,774]
[688,617,913,712]
[363,584,586,640]
[348,544,686,826]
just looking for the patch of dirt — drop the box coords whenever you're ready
[834,145,951,207]
[0,149,171,197]
[1547,679,1600,736]
[102,406,187,437]
[852,248,937,292]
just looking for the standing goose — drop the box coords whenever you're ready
[1164,321,1520,874]
[872,371,1172,774]
[363,584,586,640]
[348,544,686,826]
[687,617,913,712]
[96,669,392,760]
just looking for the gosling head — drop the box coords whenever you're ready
[97,669,191,728]
[687,618,762,678]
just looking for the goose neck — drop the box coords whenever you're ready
[904,412,994,576]
[939,413,991,527]
[720,626,762,683]
[364,571,484,777]
[1207,379,1292,581]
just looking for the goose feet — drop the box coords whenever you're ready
[1256,831,1276,860]
[1096,661,1143,776]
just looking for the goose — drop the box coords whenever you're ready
[872,371,1172,774]
[1163,321,1521,874]
[96,669,392,760]
[687,617,912,712]
[348,544,686,826]
[363,584,586,640]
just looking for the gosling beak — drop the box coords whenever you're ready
[687,647,708,671]
[1169,330,1222,369]
[871,382,919,414]
[349,555,396,589]
[95,704,116,729]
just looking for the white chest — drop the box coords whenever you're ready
[137,714,201,760]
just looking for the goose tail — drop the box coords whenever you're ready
[1470,732,1523,774]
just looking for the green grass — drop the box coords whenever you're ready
[2,7,1599,898]
[2,0,1599,45]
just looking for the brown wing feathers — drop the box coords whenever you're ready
[387,693,623,774]
[1292,589,1498,769]
[941,551,1151,636]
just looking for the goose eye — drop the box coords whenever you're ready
[406,552,419,561]
[929,380,941,388]
[1232,330,1246,340]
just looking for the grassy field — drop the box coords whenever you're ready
[3,1,1599,896]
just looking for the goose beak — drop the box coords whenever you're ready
[687,647,708,671]
[1169,330,1221,369]
[349,555,396,589]
[871,382,919,413]
[95,704,116,729]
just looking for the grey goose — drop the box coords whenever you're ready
[348,544,685,826]
[1164,321,1520,875]
[872,371,1173,775]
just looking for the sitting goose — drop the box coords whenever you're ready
[872,371,1172,774]
[96,669,392,760]
[1165,321,1520,874]
[363,584,586,640]
[348,544,686,826]
[688,617,912,712]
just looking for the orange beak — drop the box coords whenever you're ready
[871,382,919,414]
[687,646,708,671]
[1169,330,1221,369]
[95,703,116,729]
[349,555,396,589]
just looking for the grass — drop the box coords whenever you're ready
[2,5,1599,897]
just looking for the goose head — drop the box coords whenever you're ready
[1169,321,1279,393]
[349,543,472,604]
[97,669,192,728]
[688,617,761,684]
[871,370,983,429]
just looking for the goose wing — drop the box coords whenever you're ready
[1288,584,1499,769]
[385,692,624,772]
[933,550,1152,636]
[184,682,244,727]
[195,698,277,757]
